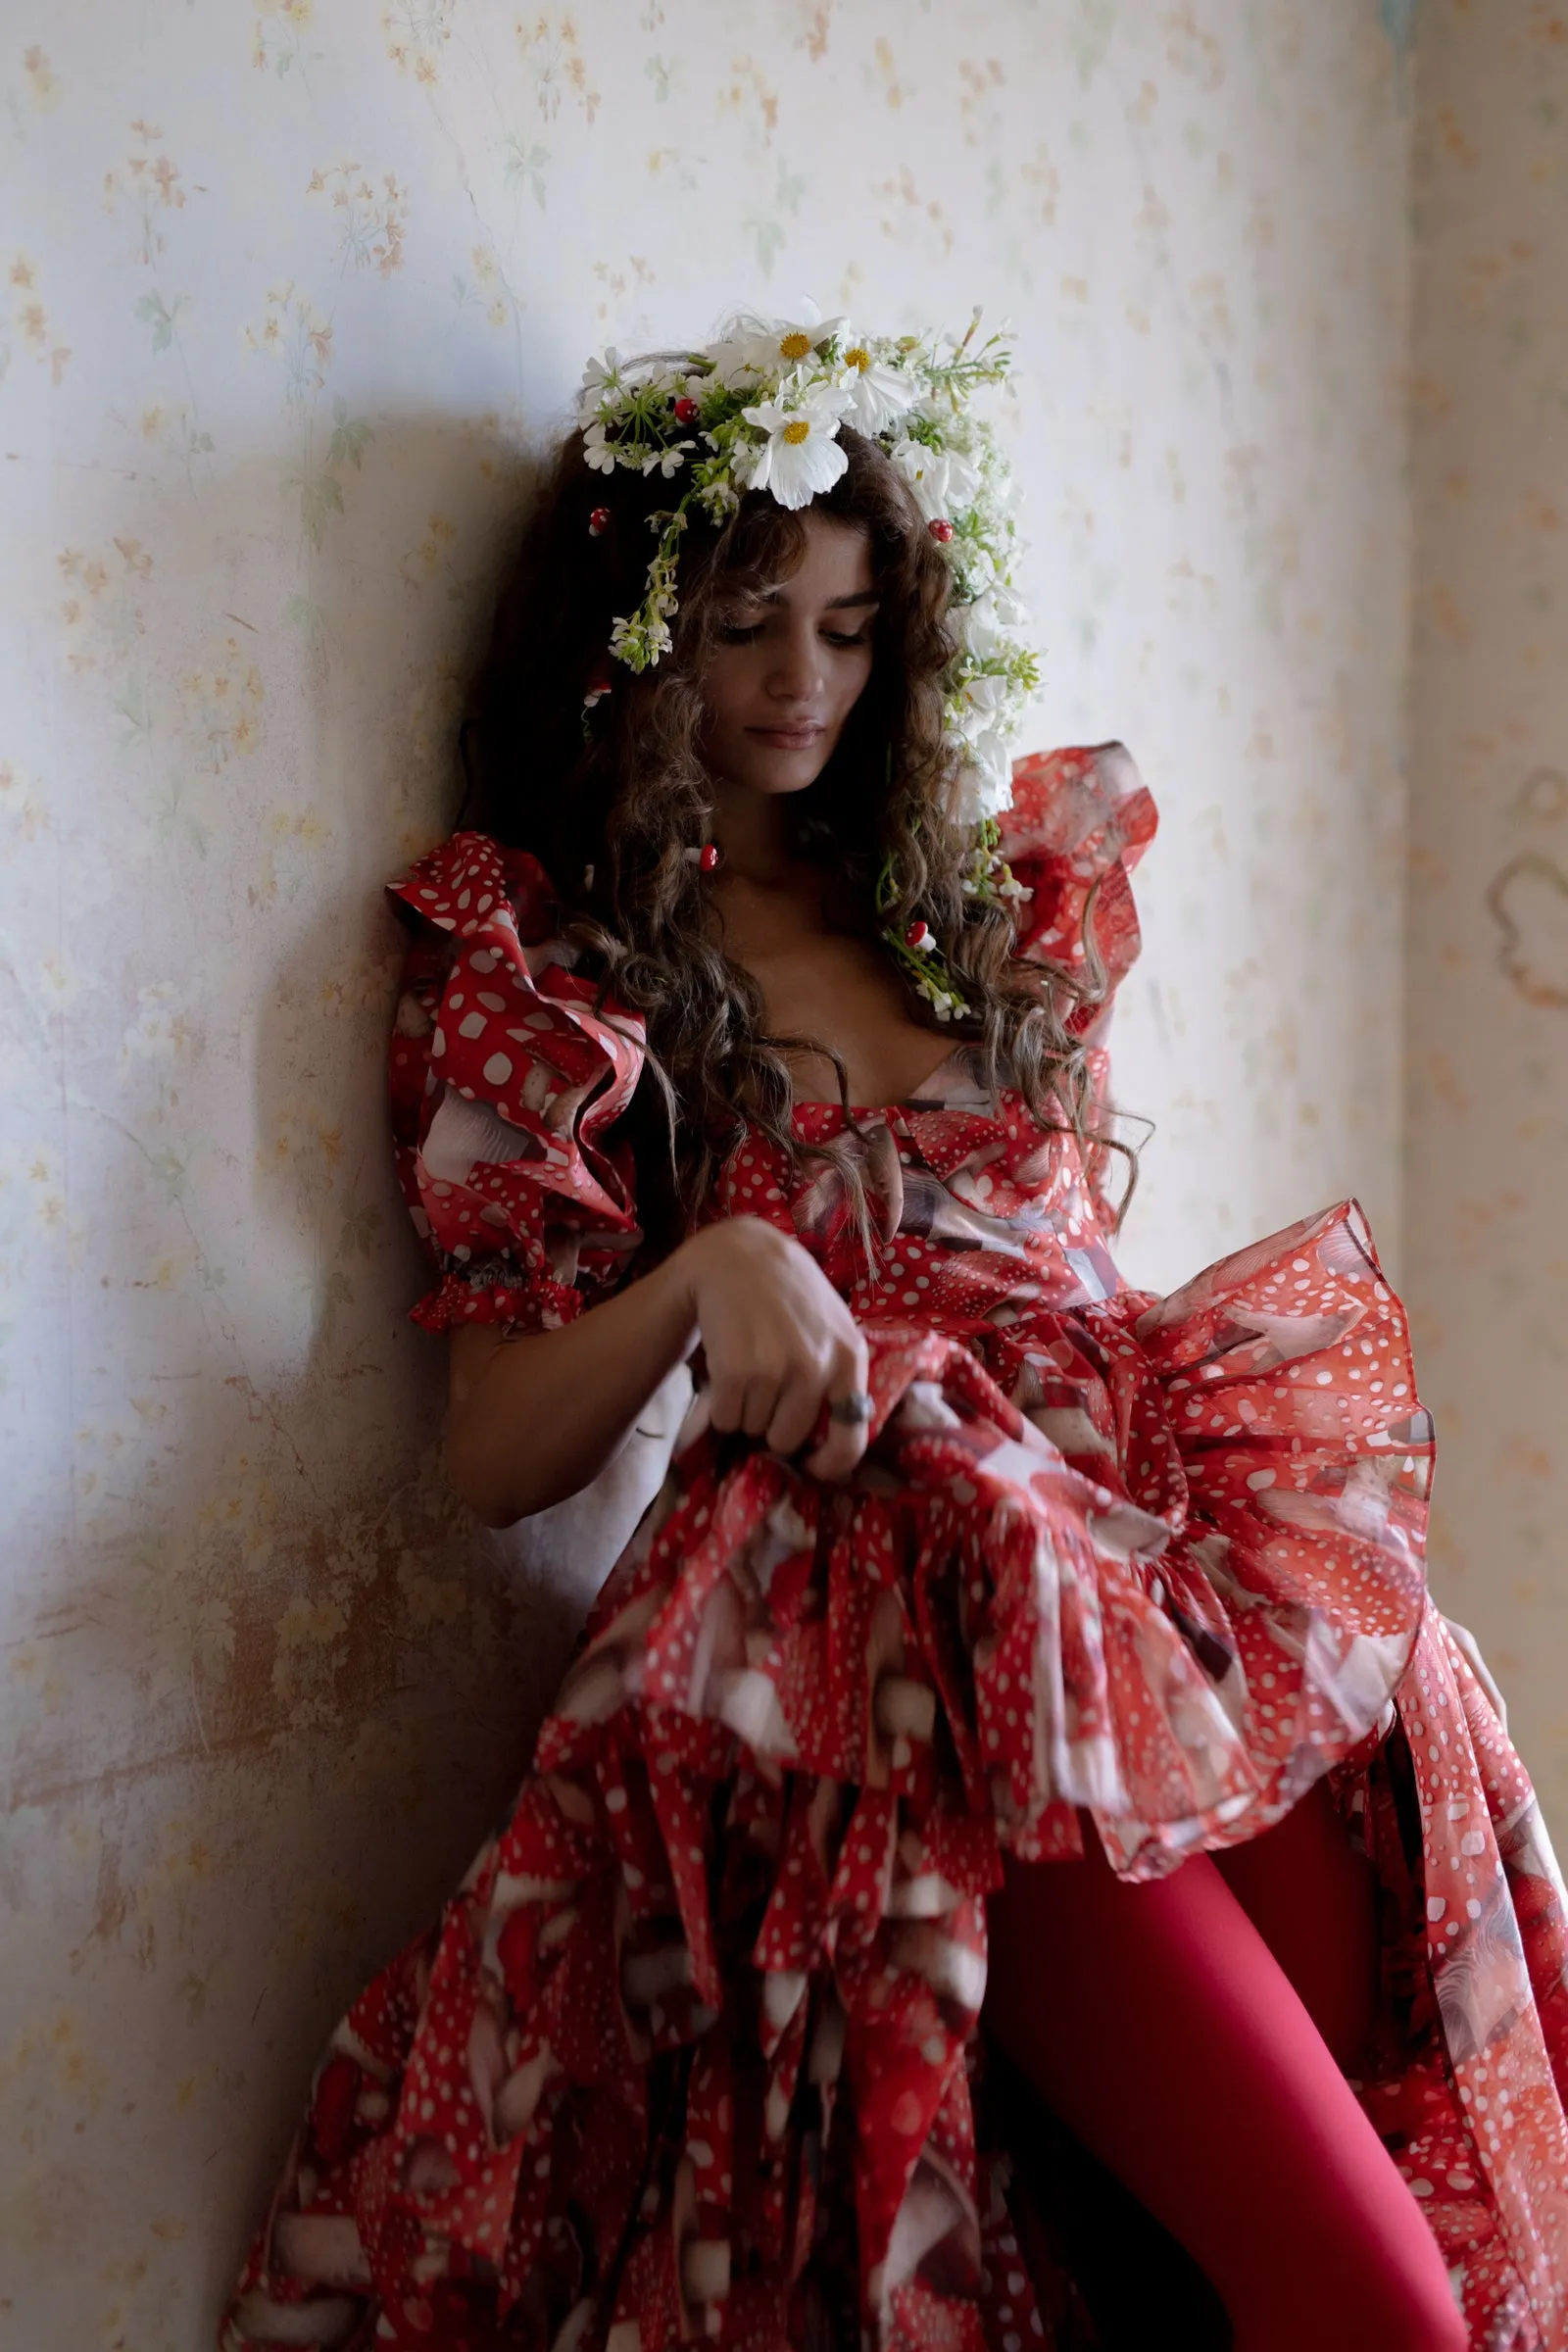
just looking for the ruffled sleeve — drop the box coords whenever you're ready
[386,829,645,1335]
[1000,743,1158,1201]
[1000,740,1158,1038]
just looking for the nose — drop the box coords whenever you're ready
[764,616,824,706]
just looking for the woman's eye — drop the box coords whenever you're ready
[824,629,872,649]
[716,622,763,645]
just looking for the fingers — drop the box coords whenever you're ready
[710,1337,870,1481]
[709,1367,789,1440]
[690,1225,870,1477]
[802,1335,871,1483]
[763,1334,869,1466]
[763,1361,830,1460]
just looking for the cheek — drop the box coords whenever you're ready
[698,654,756,732]
[830,654,876,726]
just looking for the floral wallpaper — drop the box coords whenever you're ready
[2,4,1415,2342]
[1406,2,1568,1880]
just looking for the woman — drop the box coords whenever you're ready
[224,316,1568,2352]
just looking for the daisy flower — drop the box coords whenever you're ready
[741,383,854,510]
[837,338,919,434]
[714,303,847,387]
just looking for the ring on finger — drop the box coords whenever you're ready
[827,1390,873,1427]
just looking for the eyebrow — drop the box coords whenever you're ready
[755,586,882,610]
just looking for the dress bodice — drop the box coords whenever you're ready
[384,743,1156,1343]
[714,1054,1123,1339]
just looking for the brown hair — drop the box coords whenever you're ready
[458,422,1109,1250]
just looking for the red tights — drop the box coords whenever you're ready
[985,1785,1467,2352]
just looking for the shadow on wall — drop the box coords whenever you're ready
[7,415,690,2335]
[232,406,687,2252]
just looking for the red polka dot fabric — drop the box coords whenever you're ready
[223,748,1568,2352]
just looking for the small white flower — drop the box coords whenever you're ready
[955,593,1005,661]
[889,436,983,522]
[952,671,1013,743]
[951,729,1015,825]
[640,438,695,478]
[582,420,616,475]
[577,348,622,415]
[741,384,854,510]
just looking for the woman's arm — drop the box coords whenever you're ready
[449,1216,871,1527]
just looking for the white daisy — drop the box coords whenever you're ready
[741,384,854,510]
[713,303,848,388]
[837,338,919,434]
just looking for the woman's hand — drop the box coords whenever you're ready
[448,1214,870,1527]
[676,1217,871,1480]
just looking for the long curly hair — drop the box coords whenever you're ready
[458,420,1111,1249]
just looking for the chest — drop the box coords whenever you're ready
[739,926,956,1108]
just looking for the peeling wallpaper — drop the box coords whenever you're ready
[1407,3,1568,1876]
[2,4,1415,2343]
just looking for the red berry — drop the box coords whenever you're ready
[588,506,612,537]
[927,517,955,543]
[699,842,720,873]
[905,919,930,949]
[673,396,700,424]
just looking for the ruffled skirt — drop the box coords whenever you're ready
[223,1204,1568,2352]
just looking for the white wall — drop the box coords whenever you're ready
[1406,1,1568,1846]
[1,6,1412,2341]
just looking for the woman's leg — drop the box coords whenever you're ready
[985,1824,1464,2352]
[1212,1777,1381,2070]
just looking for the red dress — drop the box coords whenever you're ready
[222,746,1568,2352]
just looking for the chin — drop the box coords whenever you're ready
[721,745,835,797]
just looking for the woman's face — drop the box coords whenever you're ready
[698,512,878,798]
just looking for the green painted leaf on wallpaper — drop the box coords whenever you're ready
[115,675,155,755]
[501,133,551,207]
[327,396,374,470]
[150,1151,188,1200]
[134,290,189,352]
[292,467,345,548]
[150,771,209,854]
[340,1202,383,1259]
[284,593,328,646]
[1380,0,1418,62]
[1072,0,1116,88]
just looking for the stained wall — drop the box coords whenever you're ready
[1405,3,1568,1848]
[1,6,1413,2342]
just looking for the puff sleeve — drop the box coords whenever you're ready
[1000,742,1157,1027]
[386,829,645,1335]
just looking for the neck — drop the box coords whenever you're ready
[709,777,803,888]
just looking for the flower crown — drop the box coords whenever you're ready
[574,305,1040,1018]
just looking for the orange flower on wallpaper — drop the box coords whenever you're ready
[22,45,61,109]
[382,0,452,85]
[9,250,71,384]
[515,14,601,122]
[101,122,189,266]
[306,164,408,277]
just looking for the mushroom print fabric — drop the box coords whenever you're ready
[222,748,1568,2352]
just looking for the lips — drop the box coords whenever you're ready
[748,724,824,749]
